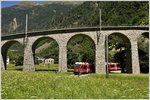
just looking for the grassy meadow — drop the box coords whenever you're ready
[1,64,149,99]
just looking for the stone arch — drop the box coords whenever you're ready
[139,32,149,39]
[108,32,132,73]
[67,33,96,72]
[67,33,96,46]
[137,32,149,73]
[32,36,59,65]
[1,40,23,70]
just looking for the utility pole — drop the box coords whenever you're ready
[97,9,101,44]
[24,14,28,48]
[99,9,101,32]
[25,14,28,38]
[106,34,109,78]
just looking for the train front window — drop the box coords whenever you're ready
[84,66,87,69]
[75,64,80,68]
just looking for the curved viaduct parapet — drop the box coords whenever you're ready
[2,26,149,41]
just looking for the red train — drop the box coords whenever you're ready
[73,62,123,74]
[108,63,121,72]
[73,62,95,74]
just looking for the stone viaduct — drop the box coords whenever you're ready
[1,26,149,74]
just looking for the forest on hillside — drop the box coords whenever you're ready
[2,1,148,34]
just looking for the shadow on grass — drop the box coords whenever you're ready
[35,69,58,72]
[6,67,74,73]
[67,69,73,72]
[7,68,23,71]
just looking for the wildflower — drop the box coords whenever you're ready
[30,96,38,99]
[121,96,126,98]
[129,89,134,91]
[113,89,117,92]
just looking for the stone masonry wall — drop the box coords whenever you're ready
[1,29,148,74]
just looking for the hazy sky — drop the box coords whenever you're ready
[1,1,20,8]
[1,0,50,8]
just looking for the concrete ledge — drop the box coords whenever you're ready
[2,26,149,40]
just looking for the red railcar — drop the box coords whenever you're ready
[74,62,95,74]
[108,63,121,72]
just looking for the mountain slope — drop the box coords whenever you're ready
[52,1,149,28]
[1,1,82,34]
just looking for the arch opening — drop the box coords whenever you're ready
[67,34,96,73]
[108,32,132,73]
[138,32,149,73]
[1,40,23,70]
[32,37,59,71]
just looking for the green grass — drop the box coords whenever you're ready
[35,64,59,71]
[6,64,59,71]
[7,64,73,72]
[6,64,73,71]
[2,65,149,99]
[6,64,23,70]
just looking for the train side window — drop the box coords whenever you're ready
[84,66,87,69]
[110,65,114,68]
[117,64,121,67]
